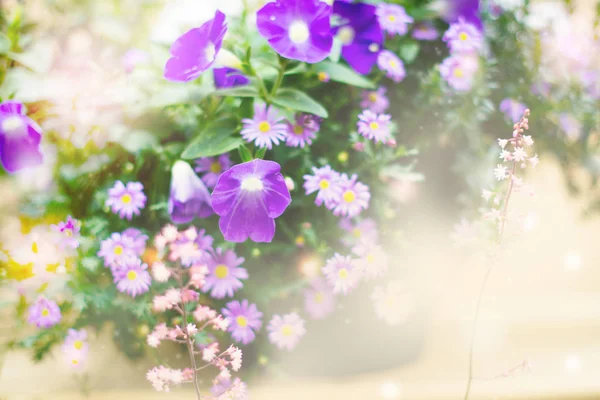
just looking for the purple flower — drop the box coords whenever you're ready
[285,113,321,148]
[241,103,287,149]
[412,22,439,41]
[97,232,138,270]
[195,154,232,188]
[122,48,150,73]
[168,161,213,224]
[214,67,250,89]
[443,19,483,54]
[322,253,361,295]
[360,87,389,113]
[0,100,43,173]
[122,228,149,256]
[331,173,370,218]
[303,165,342,208]
[439,55,479,91]
[499,98,528,123]
[222,300,263,345]
[581,70,600,100]
[63,329,88,354]
[377,50,406,82]
[376,4,413,36]
[559,113,582,142]
[357,110,392,143]
[169,227,213,267]
[256,0,333,63]
[339,217,378,247]
[113,258,151,297]
[304,277,335,320]
[211,159,291,243]
[28,297,61,328]
[203,248,248,298]
[440,0,482,29]
[164,10,227,82]
[52,215,81,249]
[267,313,306,351]
[106,181,146,220]
[333,1,384,74]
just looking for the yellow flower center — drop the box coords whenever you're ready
[241,176,264,192]
[459,32,468,41]
[31,242,39,254]
[210,161,222,174]
[74,340,83,350]
[343,190,356,203]
[215,264,229,279]
[65,230,73,237]
[352,228,362,238]
[121,194,132,204]
[453,68,464,78]
[314,292,324,303]
[41,308,49,317]
[388,15,396,22]
[370,122,380,130]
[337,26,355,45]
[293,124,304,135]
[338,268,348,279]
[289,20,310,44]
[72,359,79,365]
[319,179,330,190]
[236,316,248,328]
[366,253,375,264]
[113,245,124,256]
[389,60,397,68]
[295,236,305,246]
[281,324,294,337]
[317,72,329,82]
[258,121,271,133]
[127,270,138,281]
[368,93,378,102]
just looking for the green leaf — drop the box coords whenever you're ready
[314,61,375,89]
[328,37,343,63]
[272,88,328,118]
[399,41,420,64]
[284,63,307,75]
[213,85,260,98]
[0,33,10,54]
[238,144,253,162]
[254,146,267,159]
[182,134,243,159]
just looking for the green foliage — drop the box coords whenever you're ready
[272,88,328,118]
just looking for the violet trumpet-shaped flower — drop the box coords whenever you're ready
[168,160,213,224]
[0,100,43,173]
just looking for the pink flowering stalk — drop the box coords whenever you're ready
[146,226,244,399]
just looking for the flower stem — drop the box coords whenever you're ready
[178,274,203,400]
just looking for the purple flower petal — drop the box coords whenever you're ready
[0,101,43,173]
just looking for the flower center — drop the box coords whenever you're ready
[121,194,132,204]
[459,32,468,41]
[205,42,216,61]
[337,26,355,45]
[258,121,271,133]
[215,264,229,279]
[2,116,27,138]
[343,190,356,203]
[236,316,248,328]
[289,20,310,44]
[370,122,380,130]
[241,176,264,192]
[388,15,396,22]
[65,229,73,237]
[72,359,79,365]
[314,292,324,303]
[127,270,138,281]
[317,72,329,82]
[369,43,380,53]
[453,68,464,78]
[366,253,375,264]
[319,179,330,190]
[293,125,304,135]
[74,340,83,350]
[281,324,294,337]
[31,242,39,254]
[389,60,397,68]
[41,308,49,317]
[368,93,378,102]
[113,245,124,255]
[338,268,348,279]
[352,228,362,238]
[210,161,222,174]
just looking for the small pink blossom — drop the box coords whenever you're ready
[194,305,217,322]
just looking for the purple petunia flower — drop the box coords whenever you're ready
[357,110,392,143]
[499,98,528,124]
[222,299,263,345]
[122,48,150,73]
[113,258,152,297]
[304,277,335,320]
[303,165,342,208]
[169,227,214,267]
[333,1,384,75]
[97,232,138,270]
[28,297,61,328]
[106,181,147,220]
[439,55,479,91]
[331,173,370,218]
[169,161,213,224]
[322,253,361,295]
[241,103,288,149]
[211,159,292,243]
[267,313,306,351]
[376,4,413,36]
[122,228,149,256]
[52,215,81,249]
[377,50,406,83]
[360,87,389,113]
[412,22,439,41]
[203,248,248,298]
[285,113,321,148]
[195,154,232,188]
[256,0,333,64]
[213,67,250,89]
[440,0,482,29]
[443,19,483,54]
[164,10,227,82]
[0,100,43,173]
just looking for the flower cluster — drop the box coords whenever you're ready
[62,329,89,368]
[440,18,484,91]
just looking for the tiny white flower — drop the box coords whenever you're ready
[494,164,508,181]
[513,147,527,162]
[481,189,493,202]
[498,138,509,148]
[522,135,534,146]
[529,155,539,167]
[499,150,512,162]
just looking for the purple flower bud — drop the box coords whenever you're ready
[169,161,213,224]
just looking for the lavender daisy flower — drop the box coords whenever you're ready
[352,242,389,280]
[0,100,43,173]
[304,277,335,320]
[64,347,88,369]
[122,228,149,256]
[256,0,333,63]
[322,253,361,295]
[285,113,321,148]
[211,159,292,243]
[303,165,342,208]
[377,50,406,83]
[339,217,378,246]
[169,227,214,267]
[52,216,81,250]
[376,4,413,36]
[28,297,61,328]
[360,87,389,113]
[97,232,138,270]
[439,55,479,91]
[499,98,528,123]
[443,19,483,54]
[168,161,213,224]
[203,248,248,299]
[114,258,151,298]
[213,67,250,89]
[63,329,88,354]
[333,1,384,74]
[412,22,439,41]
[222,300,263,345]
[241,103,288,149]
[357,110,392,143]
[106,181,146,220]
[331,174,370,218]
[195,154,232,188]
[164,10,227,82]
[267,313,306,351]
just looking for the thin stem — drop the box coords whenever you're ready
[270,60,286,98]
[178,273,203,400]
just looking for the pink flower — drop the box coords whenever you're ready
[322,253,361,295]
[193,305,217,322]
[267,313,306,351]
[304,277,335,320]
